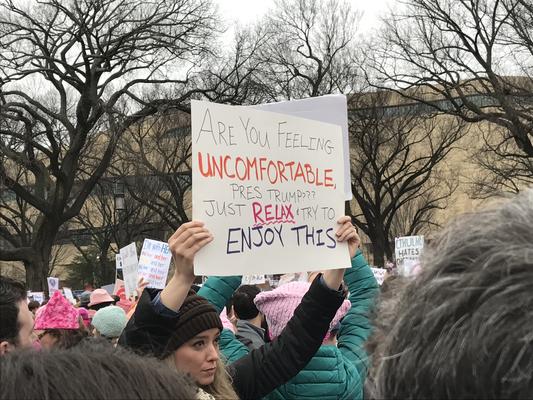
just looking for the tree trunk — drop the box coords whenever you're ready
[26,219,60,293]
[385,243,394,265]
[24,254,49,293]
[24,259,45,292]
[371,221,388,268]
[98,240,115,286]
[372,240,386,268]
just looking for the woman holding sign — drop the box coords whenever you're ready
[198,249,379,400]
[119,217,359,400]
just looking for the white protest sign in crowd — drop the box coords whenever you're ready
[191,99,350,276]
[253,95,352,201]
[371,267,387,286]
[29,291,44,304]
[63,287,76,304]
[47,277,59,296]
[116,253,123,272]
[395,235,424,277]
[137,239,172,289]
[116,239,173,296]
[119,243,139,299]
[242,274,267,285]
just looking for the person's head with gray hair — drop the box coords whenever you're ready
[372,190,533,399]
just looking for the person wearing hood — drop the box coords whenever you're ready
[257,251,378,400]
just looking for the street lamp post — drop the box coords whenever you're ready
[113,180,126,249]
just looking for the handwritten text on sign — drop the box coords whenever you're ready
[395,235,424,277]
[371,268,387,286]
[137,239,172,289]
[192,100,350,276]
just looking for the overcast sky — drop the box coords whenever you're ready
[214,0,396,35]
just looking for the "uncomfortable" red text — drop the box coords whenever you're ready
[197,152,335,187]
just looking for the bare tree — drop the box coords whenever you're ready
[114,23,279,231]
[115,110,193,231]
[504,0,533,71]
[0,160,69,278]
[241,0,463,265]
[194,25,273,106]
[0,0,218,290]
[69,176,165,286]
[348,90,466,266]
[255,0,361,101]
[0,165,35,264]
[472,123,533,196]
[369,0,533,197]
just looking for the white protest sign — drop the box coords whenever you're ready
[119,243,139,299]
[30,292,44,305]
[47,277,59,296]
[192,100,350,276]
[137,239,172,289]
[371,267,387,286]
[242,274,266,285]
[63,288,76,304]
[395,235,424,277]
[253,94,352,200]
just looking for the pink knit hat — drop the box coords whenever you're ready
[88,288,115,307]
[34,291,80,330]
[77,307,91,327]
[254,281,351,340]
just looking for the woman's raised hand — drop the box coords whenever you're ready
[321,216,359,290]
[161,221,213,312]
[135,277,150,298]
[168,221,213,281]
[335,216,360,259]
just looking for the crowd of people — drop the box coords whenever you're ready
[1,190,532,399]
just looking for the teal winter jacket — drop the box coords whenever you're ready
[198,251,379,399]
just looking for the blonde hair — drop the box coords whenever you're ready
[202,357,239,399]
[164,352,239,400]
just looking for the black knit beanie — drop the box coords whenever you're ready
[165,291,222,354]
